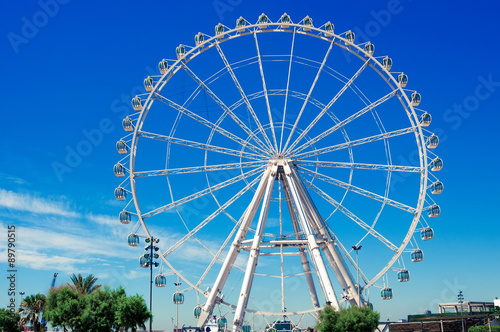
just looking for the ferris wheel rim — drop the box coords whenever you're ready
[122,15,436,316]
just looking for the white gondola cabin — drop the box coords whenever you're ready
[258,13,269,29]
[127,233,139,246]
[398,269,410,282]
[120,211,131,224]
[398,73,408,87]
[382,56,392,71]
[140,254,149,268]
[427,204,440,218]
[421,227,434,241]
[144,77,154,92]
[193,306,202,319]
[364,42,375,56]
[411,91,421,107]
[411,249,424,262]
[114,187,126,201]
[195,32,204,46]
[280,13,291,29]
[431,181,444,195]
[420,112,432,127]
[218,317,227,329]
[116,140,128,154]
[430,157,443,171]
[113,163,125,177]
[122,117,133,132]
[176,45,186,60]
[345,30,355,45]
[215,23,224,38]
[154,274,167,287]
[158,59,169,74]
[397,269,410,282]
[381,287,393,300]
[302,16,313,31]
[131,96,142,111]
[173,292,184,304]
[236,17,246,32]
[324,22,334,37]
[426,134,439,149]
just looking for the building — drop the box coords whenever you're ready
[389,300,497,332]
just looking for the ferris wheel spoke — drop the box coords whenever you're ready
[294,126,416,160]
[253,32,279,152]
[138,131,264,161]
[196,208,250,287]
[164,175,261,258]
[299,167,416,214]
[280,30,296,152]
[303,178,399,252]
[291,90,398,156]
[282,38,335,153]
[285,60,370,154]
[181,63,271,153]
[215,42,275,153]
[134,161,267,178]
[155,93,267,155]
[142,166,263,219]
[297,160,422,173]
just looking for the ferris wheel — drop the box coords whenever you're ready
[114,13,443,331]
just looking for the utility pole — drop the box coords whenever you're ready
[458,290,464,332]
[352,245,362,306]
[144,237,160,332]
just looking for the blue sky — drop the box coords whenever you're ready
[1,0,500,329]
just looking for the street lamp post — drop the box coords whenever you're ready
[19,291,25,310]
[144,237,160,332]
[352,245,362,307]
[458,290,464,332]
[174,282,181,331]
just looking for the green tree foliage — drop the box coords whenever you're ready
[0,308,20,332]
[67,274,101,296]
[316,306,380,332]
[44,286,90,332]
[18,293,46,332]
[316,306,339,332]
[86,288,116,332]
[45,284,151,332]
[115,293,151,332]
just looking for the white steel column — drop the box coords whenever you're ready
[233,164,277,332]
[290,167,363,306]
[282,176,320,310]
[197,165,273,328]
[283,161,341,310]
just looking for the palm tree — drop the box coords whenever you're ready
[67,274,101,295]
[18,293,46,332]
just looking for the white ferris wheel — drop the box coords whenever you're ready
[114,13,443,332]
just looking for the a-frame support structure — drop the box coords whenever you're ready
[197,158,365,332]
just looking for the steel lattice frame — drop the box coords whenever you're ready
[114,14,442,332]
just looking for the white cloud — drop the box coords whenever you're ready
[0,189,78,218]
[16,225,131,259]
[124,269,149,280]
[0,189,246,287]
[90,214,116,226]
[14,249,87,273]
[0,172,27,185]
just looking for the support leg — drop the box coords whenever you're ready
[233,166,277,331]
[197,166,273,328]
